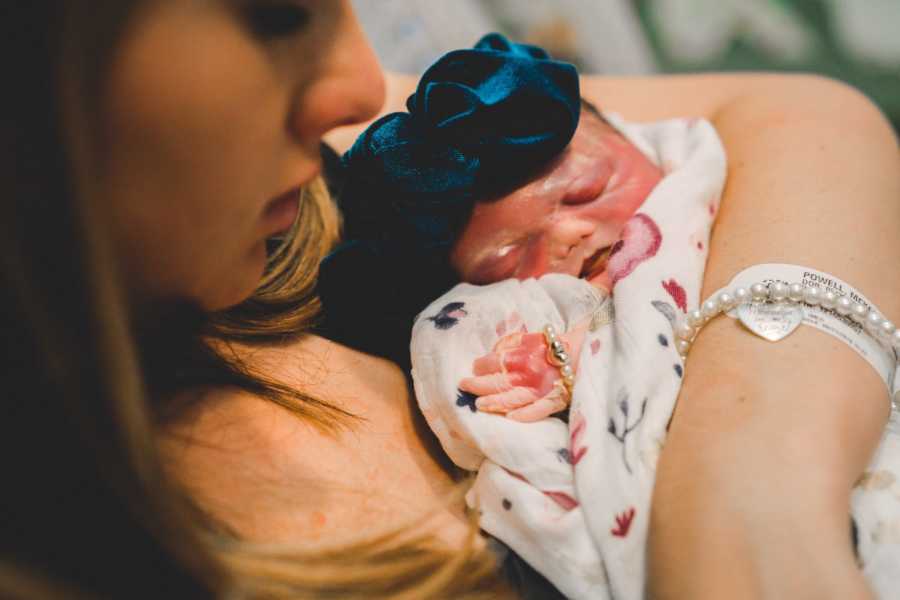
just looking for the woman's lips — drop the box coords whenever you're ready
[264,186,302,236]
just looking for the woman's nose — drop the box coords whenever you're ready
[290,3,386,140]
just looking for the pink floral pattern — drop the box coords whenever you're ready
[608,213,663,286]
[662,278,687,312]
[569,413,588,466]
[611,507,636,538]
[544,491,580,511]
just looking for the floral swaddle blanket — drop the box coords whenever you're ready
[411,114,900,599]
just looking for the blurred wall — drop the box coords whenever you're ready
[351,0,657,75]
[353,0,899,129]
[638,0,900,130]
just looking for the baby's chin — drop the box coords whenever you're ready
[586,270,612,293]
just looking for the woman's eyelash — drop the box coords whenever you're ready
[244,2,311,39]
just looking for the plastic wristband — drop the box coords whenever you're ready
[713,264,898,403]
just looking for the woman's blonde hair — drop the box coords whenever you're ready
[0,2,511,598]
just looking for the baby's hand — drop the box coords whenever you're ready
[459,330,572,422]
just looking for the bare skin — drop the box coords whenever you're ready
[161,336,470,547]
[459,322,590,422]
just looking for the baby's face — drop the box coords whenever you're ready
[450,110,663,290]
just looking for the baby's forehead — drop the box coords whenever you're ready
[580,103,620,137]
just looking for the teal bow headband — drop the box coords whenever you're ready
[318,33,581,366]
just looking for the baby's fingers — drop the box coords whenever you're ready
[507,391,569,423]
[472,353,503,376]
[475,387,540,414]
[459,372,513,396]
[492,332,525,353]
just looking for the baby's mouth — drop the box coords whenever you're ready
[579,245,612,279]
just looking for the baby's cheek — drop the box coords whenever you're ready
[514,238,553,279]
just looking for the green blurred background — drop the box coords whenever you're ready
[636,0,900,131]
[353,0,900,131]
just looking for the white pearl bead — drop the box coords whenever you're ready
[750,283,768,301]
[878,320,896,339]
[821,291,838,310]
[675,322,696,341]
[891,329,900,350]
[676,340,691,355]
[865,311,884,333]
[701,298,721,318]
[803,285,823,306]
[851,302,868,323]
[734,287,750,304]
[788,283,804,302]
[768,282,788,302]
[836,296,853,316]
[718,292,736,310]
[686,309,705,328]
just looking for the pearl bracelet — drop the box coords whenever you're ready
[674,280,900,366]
[543,324,575,397]
[675,282,900,412]
[672,282,900,414]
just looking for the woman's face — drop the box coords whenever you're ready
[100,0,384,310]
[450,111,663,289]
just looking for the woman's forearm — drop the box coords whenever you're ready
[646,76,899,598]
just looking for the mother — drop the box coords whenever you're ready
[2,2,897,599]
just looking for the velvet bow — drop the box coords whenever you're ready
[318,33,581,366]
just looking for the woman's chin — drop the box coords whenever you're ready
[200,281,258,312]
[201,244,268,311]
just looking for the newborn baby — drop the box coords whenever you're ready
[320,34,726,599]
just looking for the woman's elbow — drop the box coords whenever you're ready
[716,73,897,145]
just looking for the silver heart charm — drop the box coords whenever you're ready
[737,302,804,342]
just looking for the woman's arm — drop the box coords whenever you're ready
[594,74,900,598]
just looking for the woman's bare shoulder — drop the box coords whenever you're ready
[160,334,467,545]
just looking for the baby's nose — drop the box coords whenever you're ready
[546,218,596,256]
